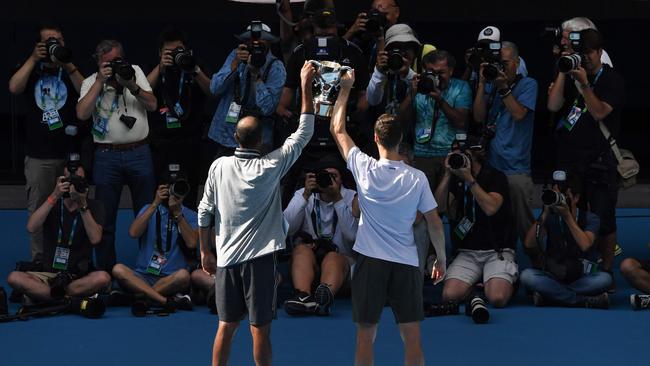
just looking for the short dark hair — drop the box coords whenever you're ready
[235,117,262,149]
[580,29,604,51]
[422,49,456,69]
[374,114,402,150]
[158,27,188,51]
[38,22,62,34]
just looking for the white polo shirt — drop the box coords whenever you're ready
[347,147,437,267]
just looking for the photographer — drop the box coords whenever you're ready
[6,160,109,302]
[76,40,158,272]
[521,171,611,309]
[8,23,86,263]
[400,50,472,193]
[435,136,517,308]
[112,181,198,311]
[473,41,538,245]
[146,28,212,211]
[208,22,286,158]
[621,253,650,310]
[283,157,358,316]
[547,29,625,280]
[554,17,613,67]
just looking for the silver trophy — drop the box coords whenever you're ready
[310,60,352,118]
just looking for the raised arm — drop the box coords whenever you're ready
[329,69,357,161]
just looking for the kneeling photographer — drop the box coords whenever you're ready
[521,171,611,309]
[434,135,517,308]
[111,165,199,314]
[547,28,625,280]
[6,155,110,304]
[283,157,358,316]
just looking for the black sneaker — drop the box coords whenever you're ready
[284,291,318,316]
[630,294,650,310]
[174,294,193,311]
[163,297,179,314]
[584,293,609,309]
[314,283,333,316]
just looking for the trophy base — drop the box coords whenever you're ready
[315,101,335,118]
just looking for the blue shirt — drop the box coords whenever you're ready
[208,50,286,147]
[134,204,198,276]
[485,76,538,175]
[545,210,601,262]
[414,78,472,157]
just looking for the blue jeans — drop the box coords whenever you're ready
[93,144,155,271]
[520,268,612,305]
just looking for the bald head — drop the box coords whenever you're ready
[235,116,263,149]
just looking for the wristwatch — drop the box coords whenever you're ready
[79,205,89,213]
[131,86,141,96]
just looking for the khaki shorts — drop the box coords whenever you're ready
[26,271,60,284]
[446,249,519,285]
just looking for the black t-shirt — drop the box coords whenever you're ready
[148,68,207,142]
[42,199,105,275]
[556,65,625,168]
[22,63,82,159]
[452,165,514,251]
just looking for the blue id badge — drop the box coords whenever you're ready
[92,117,108,139]
[43,109,63,131]
[166,113,181,129]
[416,127,432,144]
[173,102,184,117]
[563,106,582,131]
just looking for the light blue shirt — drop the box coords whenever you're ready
[484,76,538,175]
[209,49,286,147]
[414,78,472,157]
[134,204,198,276]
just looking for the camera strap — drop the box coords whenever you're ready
[161,72,191,121]
[310,198,338,239]
[95,89,120,119]
[155,207,174,255]
[57,199,79,247]
[571,66,604,113]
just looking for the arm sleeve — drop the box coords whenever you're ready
[514,78,538,111]
[197,162,218,227]
[210,50,238,97]
[265,113,314,178]
[284,189,309,235]
[133,65,153,92]
[255,61,287,116]
[78,75,95,101]
[455,80,473,109]
[366,67,388,106]
[333,190,359,243]
[417,173,438,213]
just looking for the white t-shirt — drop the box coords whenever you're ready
[79,65,152,144]
[347,147,437,267]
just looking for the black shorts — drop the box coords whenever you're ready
[352,254,423,324]
[214,253,278,326]
[583,153,619,236]
[640,260,650,273]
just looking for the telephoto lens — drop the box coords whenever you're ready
[465,294,490,324]
[45,37,72,64]
[482,62,503,82]
[541,189,565,206]
[170,47,196,73]
[70,295,106,319]
[109,58,135,81]
[417,71,440,95]
[386,49,405,72]
[448,152,468,170]
[558,54,581,73]
[364,8,387,34]
[424,301,460,317]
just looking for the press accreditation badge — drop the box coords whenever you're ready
[146,252,167,276]
[43,109,63,131]
[52,246,70,271]
[563,106,583,131]
[454,217,474,240]
[225,102,241,124]
[92,117,109,139]
[416,127,432,144]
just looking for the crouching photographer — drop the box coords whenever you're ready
[6,156,110,303]
[521,171,611,309]
[434,135,517,308]
[283,157,358,316]
[547,29,625,278]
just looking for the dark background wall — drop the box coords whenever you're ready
[2,0,649,183]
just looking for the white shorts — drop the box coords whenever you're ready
[446,249,519,285]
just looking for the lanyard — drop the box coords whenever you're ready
[95,89,120,119]
[572,66,604,112]
[385,75,399,115]
[38,65,64,110]
[162,71,186,100]
[155,207,174,255]
[464,185,476,223]
[233,68,254,105]
[310,198,338,239]
[57,200,79,247]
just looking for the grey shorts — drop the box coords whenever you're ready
[446,249,519,285]
[215,253,278,326]
[134,271,162,287]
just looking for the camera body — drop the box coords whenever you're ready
[482,61,504,82]
[541,170,568,207]
[108,58,135,81]
[364,8,388,34]
[62,153,88,195]
[468,41,501,71]
[247,20,267,69]
[165,164,190,199]
[448,152,471,170]
[310,170,334,194]
[417,71,440,95]
[45,37,72,64]
[170,47,196,73]
[386,48,407,73]
[557,32,585,73]
[49,272,74,299]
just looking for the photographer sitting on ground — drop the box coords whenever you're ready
[435,136,517,308]
[621,251,650,310]
[111,177,198,312]
[521,171,611,308]
[283,156,358,316]
[7,158,109,303]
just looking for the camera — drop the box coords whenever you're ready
[310,170,333,194]
[557,31,584,73]
[165,164,190,199]
[70,294,106,319]
[45,37,72,64]
[247,20,267,69]
[541,170,567,207]
[424,301,460,317]
[386,48,406,73]
[540,26,562,47]
[108,58,135,81]
[465,294,490,324]
[62,153,88,195]
[482,61,504,82]
[468,41,501,71]
[448,152,471,170]
[49,272,74,299]
[364,8,387,34]
[170,47,196,73]
[417,71,440,94]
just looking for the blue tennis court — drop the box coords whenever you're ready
[1,209,649,365]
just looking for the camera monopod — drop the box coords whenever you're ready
[0,295,105,323]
